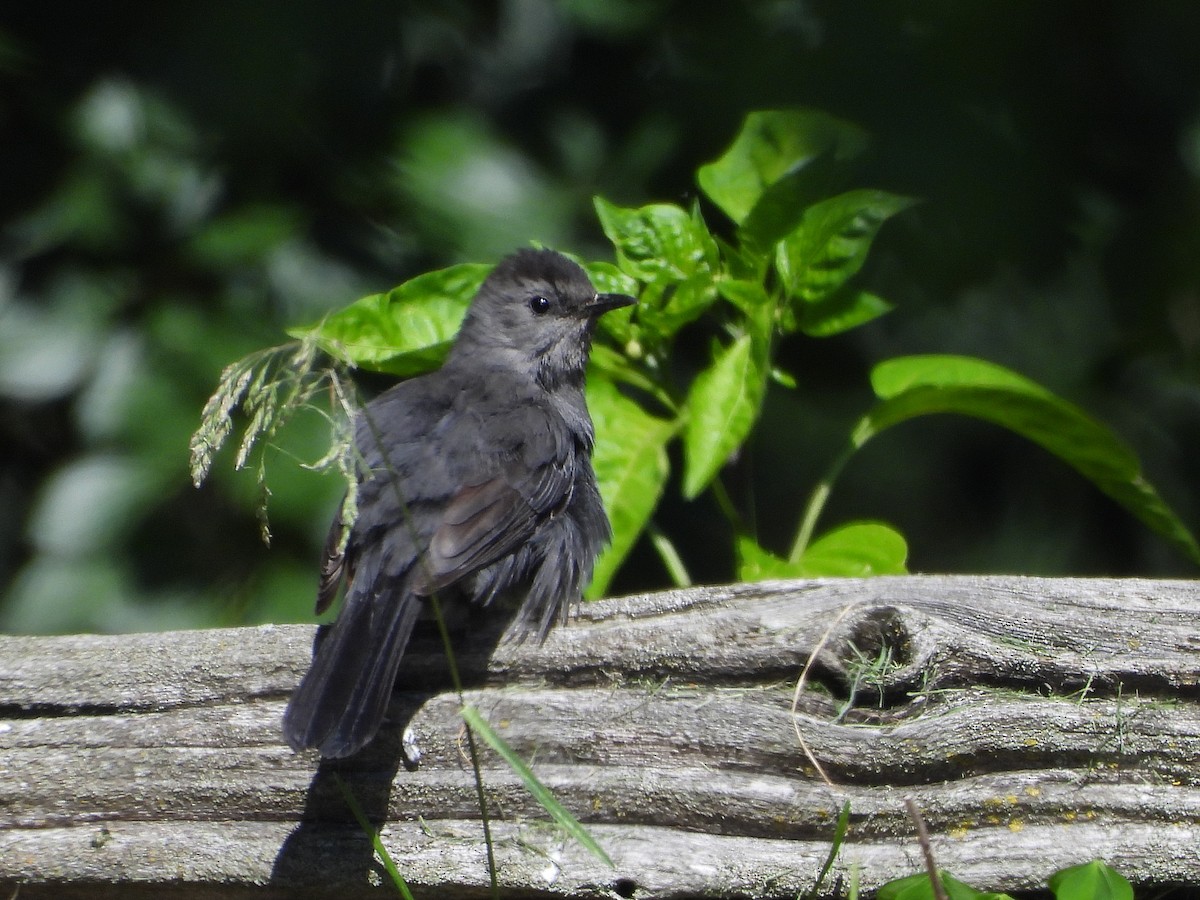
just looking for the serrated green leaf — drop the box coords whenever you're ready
[682,333,767,499]
[593,196,715,285]
[738,522,907,581]
[860,355,1200,565]
[796,288,894,337]
[287,263,490,376]
[776,190,915,305]
[697,109,869,225]
[461,705,613,868]
[1048,861,1133,900]
[586,376,675,597]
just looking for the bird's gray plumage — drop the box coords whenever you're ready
[283,248,634,758]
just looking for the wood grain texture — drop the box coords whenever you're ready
[2,576,1198,897]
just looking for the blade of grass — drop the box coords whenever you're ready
[799,801,851,900]
[333,772,415,900]
[461,705,614,868]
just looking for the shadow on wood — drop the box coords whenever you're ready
[2,576,1199,898]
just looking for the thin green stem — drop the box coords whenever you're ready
[334,773,415,900]
[788,442,854,564]
[709,475,745,534]
[426,593,500,899]
[648,524,692,587]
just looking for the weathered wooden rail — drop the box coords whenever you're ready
[2,576,1199,898]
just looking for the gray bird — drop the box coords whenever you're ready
[283,248,635,758]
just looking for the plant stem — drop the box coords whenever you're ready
[648,524,692,587]
[788,442,854,564]
[709,475,745,533]
[427,592,500,899]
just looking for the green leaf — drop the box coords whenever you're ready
[697,109,868,225]
[1048,861,1133,900]
[582,260,640,297]
[578,260,640,346]
[717,279,775,344]
[861,355,1200,565]
[878,872,1013,900]
[776,189,915,306]
[682,333,767,499]
[586,376,675,597]
[461,705,614,868]
[644,272,719,338]
[738,522,907,581]
[594,197,715,285]
[795,288,894,337]
[739,150,847,251]
[737,535,796,582]
[287,263,490,376]
[799,522,909,576]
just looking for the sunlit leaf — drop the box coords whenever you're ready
[878,871,1012,900]
[738,522,907,581]
[697,109,868,225]
[287,263,490,376]
[717,279,775,344]
[776,189,915,305]
[682,334,767,499]
[795,288,894,337]
[798,522,908,576]
[737,535,794,582]
[860,355,1200,564]
[593,197,715,285]
[587,376,675,597]
[639,272,718,338]
[738,152,849,252]
[582,259,640,297]
[1048,861,1133,900]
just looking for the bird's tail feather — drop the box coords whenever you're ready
[283,555,421,758]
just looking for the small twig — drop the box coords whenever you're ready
[791,602,860,785]
[904,799,948,900]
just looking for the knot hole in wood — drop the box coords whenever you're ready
[830,605,919,713]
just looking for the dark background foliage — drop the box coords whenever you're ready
[2,2,1198,633]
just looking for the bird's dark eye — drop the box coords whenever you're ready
[528,295,551,315]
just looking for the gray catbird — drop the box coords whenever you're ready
[283,248,635,758]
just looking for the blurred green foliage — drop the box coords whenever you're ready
[3,3,1200,634]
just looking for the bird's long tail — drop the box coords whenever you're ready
[283,549,420,758]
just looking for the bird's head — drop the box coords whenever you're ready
[450,248,635,389]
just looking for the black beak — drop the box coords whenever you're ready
[586,293,637,317]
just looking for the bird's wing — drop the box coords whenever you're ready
[315,507,346,614]
[411,404,575,595]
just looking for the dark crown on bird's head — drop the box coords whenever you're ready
[481,248,595,311]
[450,247,634,386]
